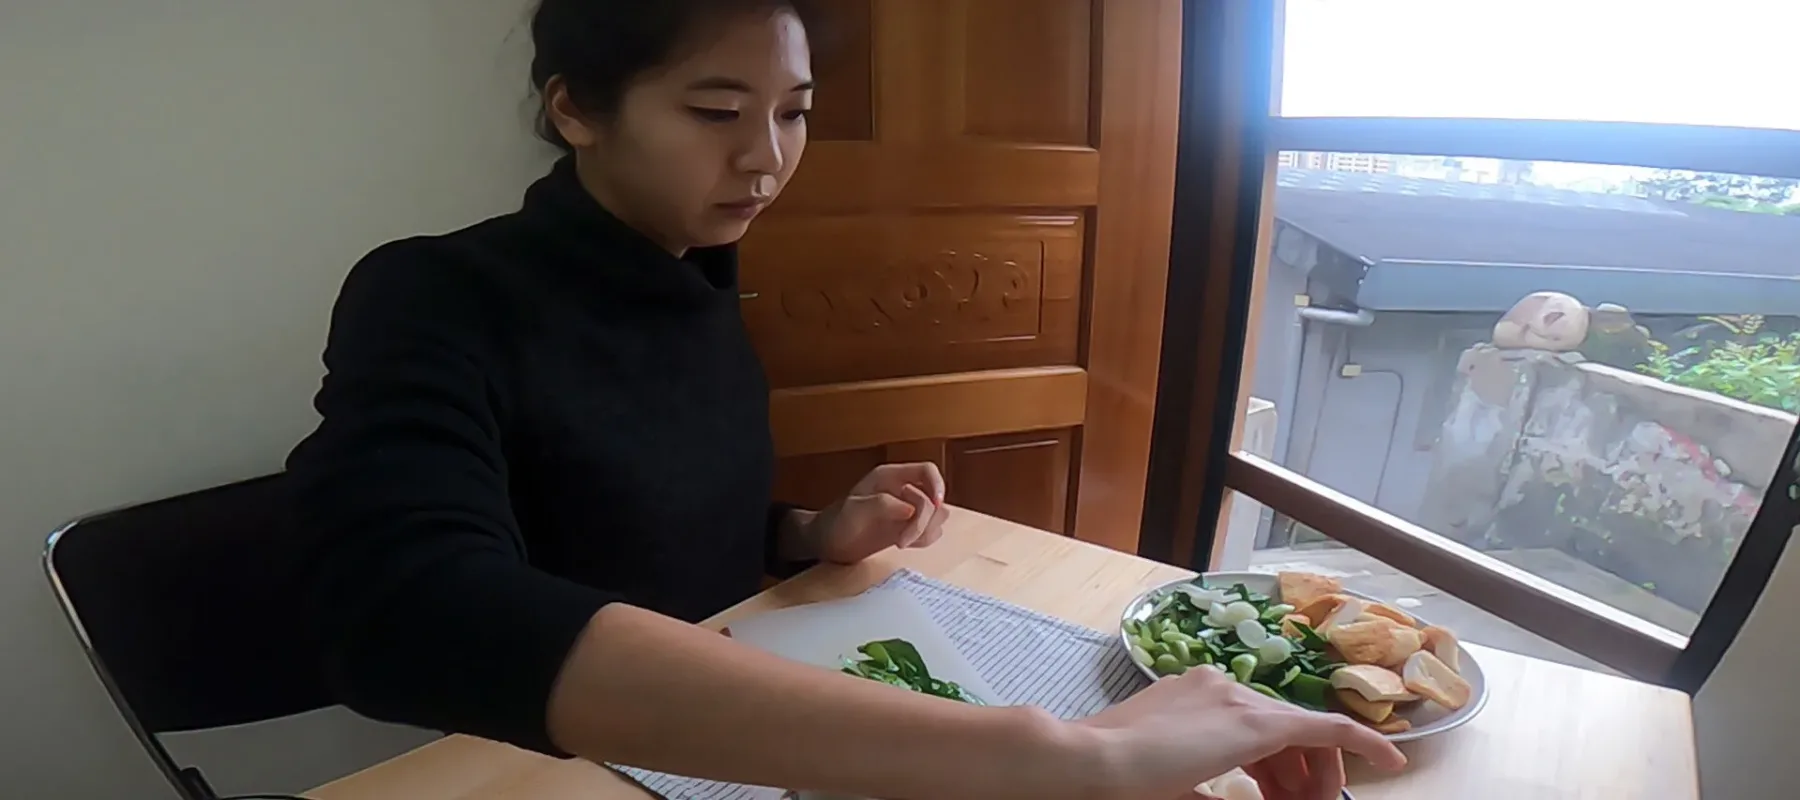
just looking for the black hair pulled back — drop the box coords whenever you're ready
[528,0,825,152]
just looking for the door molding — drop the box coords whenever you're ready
[1071,0,1185,552]
[770,367,1088,457]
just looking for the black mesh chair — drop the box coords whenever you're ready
[44,473,332,800]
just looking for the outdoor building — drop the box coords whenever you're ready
[1243,161,1800,642]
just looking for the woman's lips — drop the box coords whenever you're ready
[713,198,768,220]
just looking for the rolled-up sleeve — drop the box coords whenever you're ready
[289,243,616,755]
[763,501,813,579]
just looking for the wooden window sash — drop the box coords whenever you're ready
[1225,451,1687,683]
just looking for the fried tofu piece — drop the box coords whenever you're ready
[1278,571,1343,609]
[1335,689,1395,723]
[1403,650,1473,711]
[1295,595,1347,630]
[1364,602,1420,629]
[1330,620,1424,668]
[1421,625,1462,673]
[1330,664,1417,702]
[1316,596,1367,636]
[1366,715,1413,735]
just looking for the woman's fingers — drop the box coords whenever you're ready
[915,461,948,504]
[911,501,951,548]
[1255,748,1308,796]
[854,463,948,549]
[1303,746,1346,800]
[1241,762,1285,800]
[1269,712,1407,772]
[868,462,947,505]
[895,483,935,547]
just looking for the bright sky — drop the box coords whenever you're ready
[1280,0,1800,132]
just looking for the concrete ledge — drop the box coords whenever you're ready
[1575,361,1796,487]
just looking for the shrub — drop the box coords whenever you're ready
[1638,333,1800,413]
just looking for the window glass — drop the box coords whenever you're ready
[1279,0,1800,132]
[1234,152,1799,635]
[1221,491,1620,674]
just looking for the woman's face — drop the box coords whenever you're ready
[552,9,812,254]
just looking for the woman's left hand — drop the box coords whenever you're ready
[804,462,950,564]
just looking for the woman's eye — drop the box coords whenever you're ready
[689,107,739,122]
[782,108,810,122]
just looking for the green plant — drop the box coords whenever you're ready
[1638,333,1800,413]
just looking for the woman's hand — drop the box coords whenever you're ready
[1078,666,1407,800]
[797,462,950,565]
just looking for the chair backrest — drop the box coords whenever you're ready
[44,473,332,798]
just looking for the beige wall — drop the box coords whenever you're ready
[0,2,549,795]
[1696,517,1800,799]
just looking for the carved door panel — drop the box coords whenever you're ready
[745,0,1180,547]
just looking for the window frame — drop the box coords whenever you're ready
[1145,0,1800,691]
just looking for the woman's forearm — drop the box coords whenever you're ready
[546,603,1114,800]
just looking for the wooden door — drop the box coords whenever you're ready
[744,0,1181,549]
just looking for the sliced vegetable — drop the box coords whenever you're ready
[1260,603,1296,621]
[1203,601,1260,629]
[1278,664,1302,688]
[1174,583,1233,607]
[1172,638,1197,667]
[1285,673,1332,708]
[1229,653,1258,683]
[1258,635,1294,666]
[1234,619,1268,646]
[1129,644,1154,668]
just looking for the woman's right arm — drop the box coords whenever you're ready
[290,243,616,754]
[293,245,1402,800]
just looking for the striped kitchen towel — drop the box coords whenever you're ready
[613,568,1149,799]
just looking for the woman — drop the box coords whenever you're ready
[288,1,1404,797]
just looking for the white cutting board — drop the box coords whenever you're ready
[726,589,1002,705]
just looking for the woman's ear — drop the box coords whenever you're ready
[543,76,600,149]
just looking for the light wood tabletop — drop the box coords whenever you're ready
[310,510,1699,800]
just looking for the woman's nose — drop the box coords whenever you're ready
[733,117,785,177]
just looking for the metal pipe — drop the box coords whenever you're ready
[1297,306,1375,327]
[1287,304,1377,496]
[1275,304,1373,481]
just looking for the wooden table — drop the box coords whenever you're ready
[311,511,1699,800]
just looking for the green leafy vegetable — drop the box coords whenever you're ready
[1284,673,1332,710]
[841,638,984,704]
[1292,621,1330,651]
[1130,579,1345,711]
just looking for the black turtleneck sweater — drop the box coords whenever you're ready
[288,158,796,755]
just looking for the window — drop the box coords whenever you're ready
[1147,0,1800,690]
[1247,153,1798,637]
[1225,491,1618,676]
[1278,0,1800,131]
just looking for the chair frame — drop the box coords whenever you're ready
[46,512,220,800]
